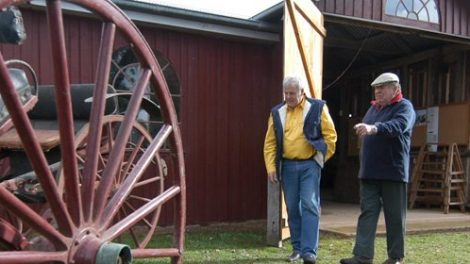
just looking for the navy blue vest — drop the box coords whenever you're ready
[271,98,327,175]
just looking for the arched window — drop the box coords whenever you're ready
[110,46,181,136]
[385,0,439,24]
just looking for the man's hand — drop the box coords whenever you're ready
[354,123,378,136]
[267,171,278,183]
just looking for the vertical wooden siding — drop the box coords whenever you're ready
[139,27,283,224]
[0,10,102,84]
[315,0,470,38]
[0,9,282,225]
[440,0,470,36]
[316,0,383,21]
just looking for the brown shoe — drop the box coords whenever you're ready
[382,258,404,264]
[340,256,373,264]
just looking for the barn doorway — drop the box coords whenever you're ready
[321,16,463,203]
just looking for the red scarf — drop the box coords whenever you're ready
[371,92,403,110]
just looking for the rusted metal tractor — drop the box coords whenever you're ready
[0,0,186,263]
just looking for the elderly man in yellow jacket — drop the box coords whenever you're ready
[264,76,337,264]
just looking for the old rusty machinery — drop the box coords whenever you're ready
[0,0,186,263]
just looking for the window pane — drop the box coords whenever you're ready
[418,10,429,21]
[386,0,439,24]
[397,3,408,18]
[403,0,413,11]
[172,96,180,118]
[110,46,182,137]
[386,0,400,15]
[407,12,418,20]
[426,1,439,23]
[413,0,424,12]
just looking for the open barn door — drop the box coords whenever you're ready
[267,0,326,246]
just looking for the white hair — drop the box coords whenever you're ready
[282,76,307,91]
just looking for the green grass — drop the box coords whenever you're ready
[135,229,470,264]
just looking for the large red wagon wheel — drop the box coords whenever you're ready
[0,0,186,263]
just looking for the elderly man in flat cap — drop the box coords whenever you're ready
[340,73,416,264]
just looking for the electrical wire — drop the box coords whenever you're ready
[323,28,372,91]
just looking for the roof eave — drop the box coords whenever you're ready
[251,1,284,22]
[26,0,281,43]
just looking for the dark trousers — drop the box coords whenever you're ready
[353,180,407,260]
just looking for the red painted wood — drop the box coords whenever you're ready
[372,0,382,21]
[316,0,325,12]
[38,11,52,86]
[446,0,454,33]
[461,2,468,36]
[68,17,81,84]
[133,30,281,224]
[345,0,354,16]
[336,0,345,15]
[454,0,461,35]
[467,7,470,36]
[326,0,335,13]
[354,0,363,17]
[363,0,372,20]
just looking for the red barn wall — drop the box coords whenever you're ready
[0,9,283,225]
[143,30,283,224]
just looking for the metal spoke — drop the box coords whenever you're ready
[81,21,117,222]
[46,0,81,227]
[98,152,106,169]
[106,121,115,154]
[128,195,151,203]
[0,186,68,250]
[0,251,67,263]
[134,176,162,188]
[93,69,151,221]
[124,200,153,228]
[99,124,172,228]
[102,186,180,241]
[120,135,146,181]
[116,152,125,187]
[120,204,141,248]
[76,149,86,163]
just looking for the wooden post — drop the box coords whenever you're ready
[266,182,282,247]
[466,137,470,208]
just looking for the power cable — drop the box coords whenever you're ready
[323,28,372,91]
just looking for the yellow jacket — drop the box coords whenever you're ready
[263,98,337,174]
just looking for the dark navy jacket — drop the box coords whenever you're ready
[359,98,416,182]
[271,98,327,176]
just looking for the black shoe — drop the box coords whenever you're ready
[340,256,373,264]
[288,251,301,262]
[303,253,316,264]
[382,258,404,264]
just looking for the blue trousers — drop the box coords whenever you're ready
[281,159,321,257]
